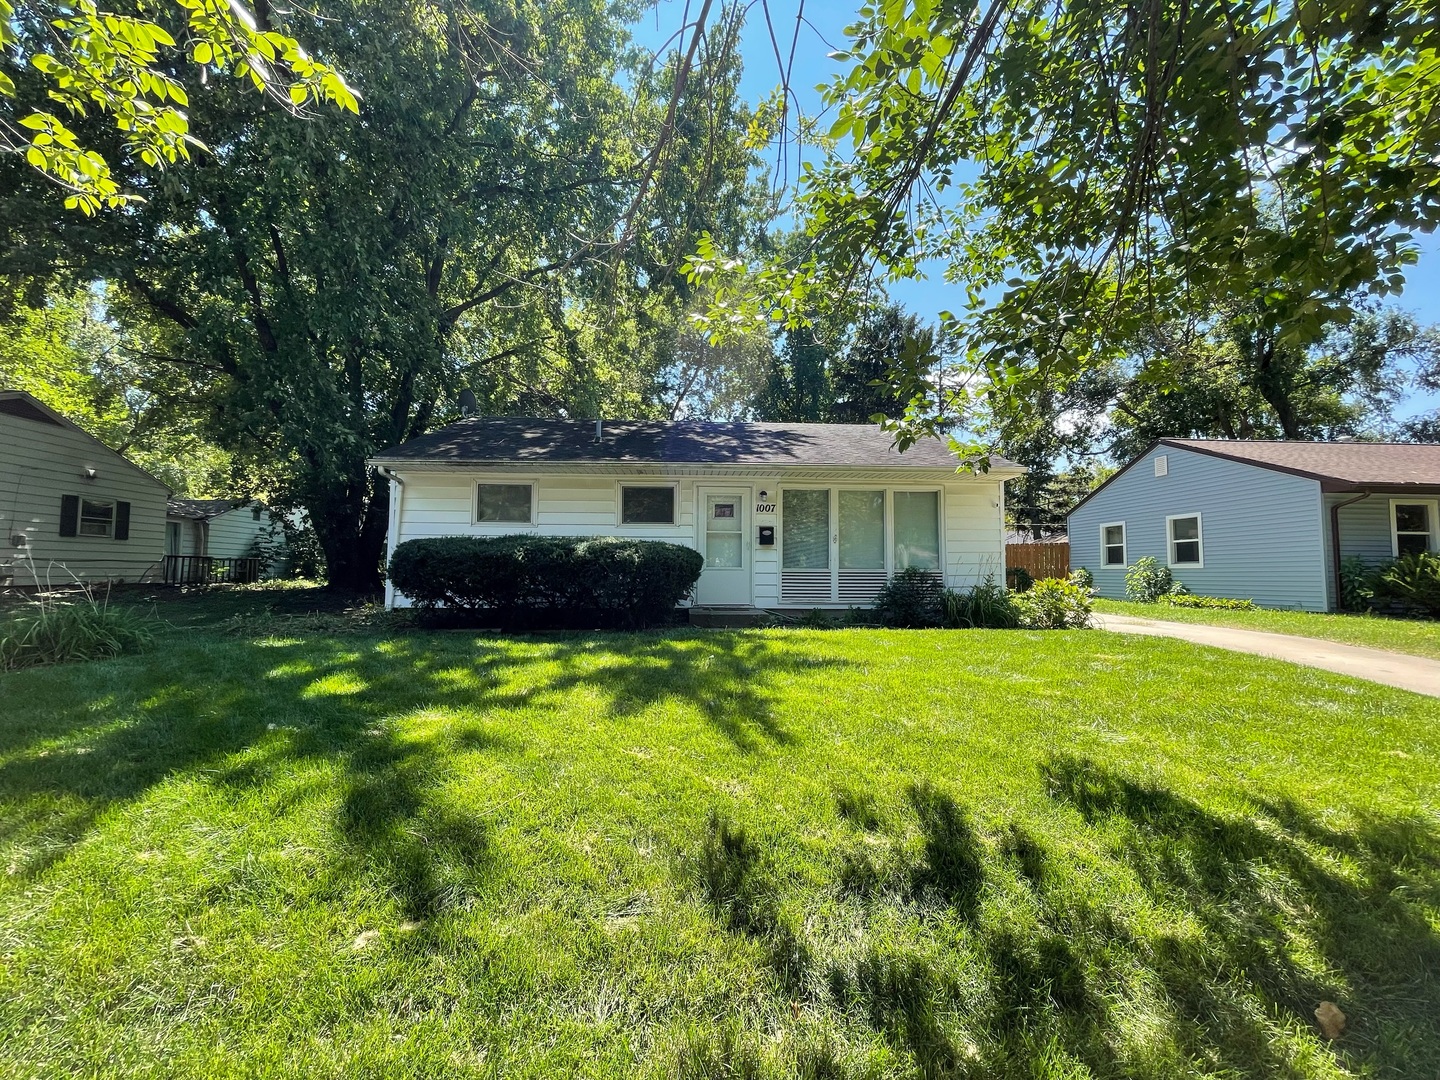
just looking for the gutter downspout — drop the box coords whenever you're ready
[1329,491,1370,611]
[376,466,405,609]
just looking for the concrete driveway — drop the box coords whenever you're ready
[1093,613,1440,698]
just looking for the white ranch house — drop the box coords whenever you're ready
[371,418,1024,612]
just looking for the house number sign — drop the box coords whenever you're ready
[755,501,776,515]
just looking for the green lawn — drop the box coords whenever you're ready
[1093,599,1440,660]
[1,598,1438,1078]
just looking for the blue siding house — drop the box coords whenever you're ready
[1068,440,1440,610]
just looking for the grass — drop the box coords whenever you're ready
[1093,598,1440,660]
[1,589,1437,1077]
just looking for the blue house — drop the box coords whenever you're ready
[1068,439,1440,610]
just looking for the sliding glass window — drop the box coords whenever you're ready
[838,490,885,569]
[782,489,830,569]
[893,491,940,570]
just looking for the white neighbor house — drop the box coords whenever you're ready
[1,389,170,586]
[165,499,287,559]
[370,418,1024,611]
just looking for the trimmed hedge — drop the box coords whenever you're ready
[388,535,704,628]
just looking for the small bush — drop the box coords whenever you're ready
[1338,555,1375,612]
[0,598,154,671]
[1012,577,1093,629]
[1159,594,1255,610]
[388,535,703,629]
[1005,565,1035,592]
[1372,552,1440,617]
[942,576,1020,628]
[871,566,945,628]
[1070,566,1094,591]
[1124,556,1174,602]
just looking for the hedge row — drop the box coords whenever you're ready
[388,535,704,628]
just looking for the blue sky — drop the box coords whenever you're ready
[634,1,1440,422]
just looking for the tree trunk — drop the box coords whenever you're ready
[311,469,389,593]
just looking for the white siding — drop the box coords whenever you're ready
[384,468,1008,609]
[205,506,283,558]
[0,410,169,584]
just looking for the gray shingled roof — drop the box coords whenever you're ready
[370,418,1019,471]
[1162,438,1440,488]
[167,498,239,519]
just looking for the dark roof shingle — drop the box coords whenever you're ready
[370,418,1019,471]
[1161,438,1440,487]
[167,498,239,519]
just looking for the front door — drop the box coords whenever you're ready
[695,488,750,606]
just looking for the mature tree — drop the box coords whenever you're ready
[753,322,831,422]
[688,0,1440,449]
[828,303,942,423]
[5,0,762,590]
[0,286,231,493]
[1107,307,1434,458]
[1,0,356,211]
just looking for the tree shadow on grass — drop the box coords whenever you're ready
[1039,753,1440,1078]
[0,629,817,890]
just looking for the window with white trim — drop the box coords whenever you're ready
[1391,500,1437,557]
[1167,514,1202,566]
[79,499,115,537]
[475,482,533,523]
[1101,523,1126,566]
[620,484,676,524]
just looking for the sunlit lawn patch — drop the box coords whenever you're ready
[0,623,1436,1078]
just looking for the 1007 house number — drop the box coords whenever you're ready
[755,502,776,514]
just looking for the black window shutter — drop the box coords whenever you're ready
[59,494,79,537]
[115,501,131,541]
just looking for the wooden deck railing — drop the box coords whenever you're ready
[162,555,262,585]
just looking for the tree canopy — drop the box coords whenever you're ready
[689,0,1440,447]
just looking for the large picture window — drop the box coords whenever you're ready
[782,489,830,569]
[893,490,940,571]
[1167,514,1203,566]
[1101,523,1126,567]
[620,484,676,524]
[1392,500,1437,557]
[79,499,115,537]
[475,483,533,523]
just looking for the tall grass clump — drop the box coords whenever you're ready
[0,593,154,671]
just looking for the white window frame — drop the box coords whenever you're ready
[617,481,679,526]
[473,480,536,526]
[1166,512,1204,569]
[79,498,116,537]
[1100,521,1127,567]
[1390,498,1439,558]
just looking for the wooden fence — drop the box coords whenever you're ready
[1005,542,1070,581]
[162,555,262,585]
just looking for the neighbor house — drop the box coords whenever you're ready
[369,418,1024,611]
[0,389,169,587]
[1068,439,1440,611]
[164,499,289,582]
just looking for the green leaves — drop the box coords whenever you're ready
[2,0,360,211]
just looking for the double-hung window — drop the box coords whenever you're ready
[892,490,940,571]
[79,499,115,537]
[1167,514,1202,567]
[1392,500,1437,557]
[1101,523,1126,567]
[475,482,534,524]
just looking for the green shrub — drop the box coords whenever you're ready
[1012,577,1093,629]
[1338,555,1376,612]
[0,598,154,671]
[1372,552,1440,617]
[388,535,704,628]
[1159,594,1255,610]
[942,576,1020,628]
[1005,565,1035,592]
[871,566,945,628]
[1124,556,1174,602]
[1070,566,1094,591]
